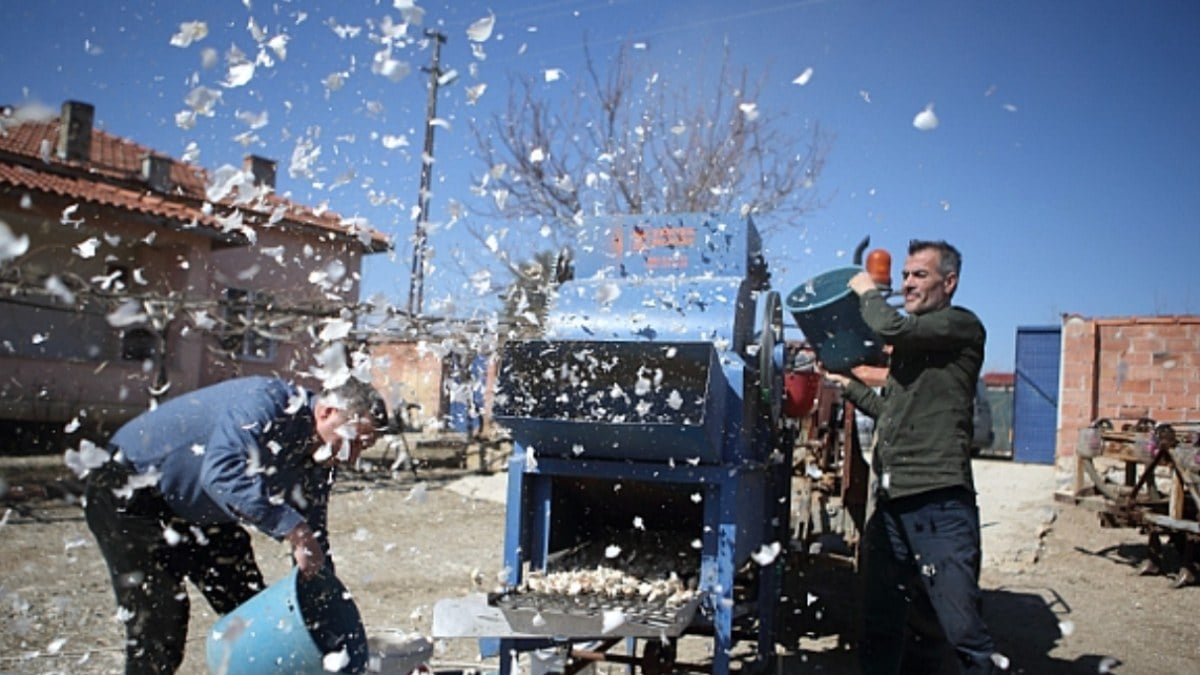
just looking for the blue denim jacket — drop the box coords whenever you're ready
[110,376,331,544]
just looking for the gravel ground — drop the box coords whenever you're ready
[1,451,1197,674]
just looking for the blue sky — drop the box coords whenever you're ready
[3,0,1198,372]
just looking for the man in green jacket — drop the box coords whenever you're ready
[826,240,997,674]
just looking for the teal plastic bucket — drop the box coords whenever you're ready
[785,266,883,372]
[205,567,368,674]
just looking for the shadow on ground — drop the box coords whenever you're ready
[767,557,1126,674]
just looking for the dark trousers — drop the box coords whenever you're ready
[859,487,995,675]
[84,460,264,674]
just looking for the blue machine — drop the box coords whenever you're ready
[488,213,792,674]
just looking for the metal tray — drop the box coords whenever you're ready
[489,591,702,639]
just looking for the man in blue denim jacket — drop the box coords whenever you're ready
[826,240,997,674]
[83,376,387,674]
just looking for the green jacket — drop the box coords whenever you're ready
[841,289,986,500]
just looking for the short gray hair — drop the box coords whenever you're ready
[908,239,962,279]
[321,379,389,430]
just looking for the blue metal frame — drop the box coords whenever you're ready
[497,448,782,675]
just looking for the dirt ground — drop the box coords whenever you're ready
[1,447,1198,674]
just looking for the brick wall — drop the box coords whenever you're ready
[1057,315,1200,462]
[368,341,447,429]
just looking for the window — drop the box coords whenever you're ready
[121,327,158,361]
[219,288,277,362]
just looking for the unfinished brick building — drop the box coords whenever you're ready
[1056,315,1200,494]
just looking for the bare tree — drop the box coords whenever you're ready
[469,40,830,239]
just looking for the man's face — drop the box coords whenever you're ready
[314,405,379,467]
[901,248,957,315]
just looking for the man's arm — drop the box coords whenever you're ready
[199,410,305,530]
[201,421,328,578]
[285,521,327,579]
[300,466,334,558]
[847,272,982,349]
[821,369,883,418]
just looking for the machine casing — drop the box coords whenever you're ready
[486,213,792,674]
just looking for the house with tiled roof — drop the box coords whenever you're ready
[0,100,390,449]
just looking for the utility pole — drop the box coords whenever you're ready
[407,29,448,319]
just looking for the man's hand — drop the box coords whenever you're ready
[822,369,853,388]
[848,271,876,296]
[285,523,326,580]
[816,362,853,388]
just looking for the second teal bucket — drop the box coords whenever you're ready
[786,266,884,372]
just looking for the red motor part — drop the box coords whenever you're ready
[866,249,892,287]
[783,371,821,418]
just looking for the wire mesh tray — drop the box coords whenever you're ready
[488,590,702,639]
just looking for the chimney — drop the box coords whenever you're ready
[57,100,94,162]
[141,154,173,192]
[244,154,277,190]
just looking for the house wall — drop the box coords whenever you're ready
[0,193,372,436]
[0,108,387,451]
[1056,315,1200,472]
[368,341,448,430]
[198,229,366,389]
[0,198,214,431]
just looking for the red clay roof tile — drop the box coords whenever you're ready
[0,111,389,252]
[982,372,1015,388]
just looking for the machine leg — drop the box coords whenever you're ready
[755,457,792,669]
[640,638,677,675]
[499,640,515,675]
[756,558,781,669]
[1171,534,1196,589]
[701,473,740,675]
[502,454,528,585]
[1138,531,1163,576]
[712,522,736,675]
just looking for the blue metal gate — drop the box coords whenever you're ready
[1012,326,1061,464]
[445,353,488,434]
